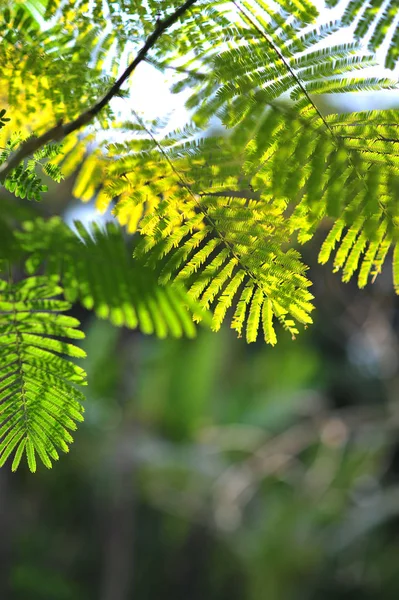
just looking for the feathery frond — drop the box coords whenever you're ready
[15,218,203,339]
[135,193,314,343]
[0,275,86,472]
[180,1,394,130]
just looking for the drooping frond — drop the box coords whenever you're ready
[312,109,399,286]
[14,218,203,339]
[105,98,399,291]
[0,275,86,472]
[326,0,399,69]
[134,193,314,344]
[97,0,399,283]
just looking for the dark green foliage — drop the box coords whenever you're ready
[0,275,86,472]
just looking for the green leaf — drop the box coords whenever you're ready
[0,275,86,471]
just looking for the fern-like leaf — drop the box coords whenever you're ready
[136,194,314,344]
[14,218,204,339]
[0,275,86,472]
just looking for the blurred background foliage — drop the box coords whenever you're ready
[3,173,399,600]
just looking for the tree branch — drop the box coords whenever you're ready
[0,0,199,182]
